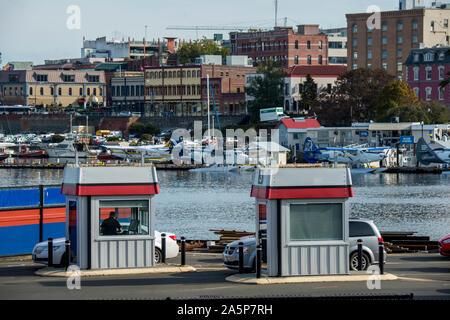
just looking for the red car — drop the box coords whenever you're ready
[439,234,450,256]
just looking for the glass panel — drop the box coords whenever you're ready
[99,200,149,236]
[289,203,343,241]
[349,221,375,237]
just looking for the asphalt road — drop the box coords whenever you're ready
[0,252,448,300]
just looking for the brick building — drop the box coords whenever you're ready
[230,25,328,68]
[405,46,450,105]
[144,64,256,116]
[346,6,450,80]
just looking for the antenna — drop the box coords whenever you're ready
[274,0,278,27]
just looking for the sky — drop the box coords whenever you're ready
[0,0,438,65]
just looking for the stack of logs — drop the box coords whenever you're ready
[207,229,256,252]
[381,232,439,253]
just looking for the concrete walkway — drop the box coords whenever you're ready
[226,272,398,285]
[35,264,196,277]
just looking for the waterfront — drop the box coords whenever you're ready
[0,169,448,241]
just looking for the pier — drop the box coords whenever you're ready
[0,162,204,170]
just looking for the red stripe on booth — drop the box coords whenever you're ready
[251,186,354,199]
[62,183,160,196]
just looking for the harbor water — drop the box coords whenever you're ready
[0,168,448,241]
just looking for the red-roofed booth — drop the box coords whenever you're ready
[251,167,353,277]
[61,165,159,270]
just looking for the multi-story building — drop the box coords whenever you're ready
[81,36,178,60]
[230,25,328,68]
[283,65,348,114]
[110,72,145,113]
[405,46,449,104]
[144,62,256,116]
[0,70,106,108]
[346,3,450,80]
[321,28,348,65]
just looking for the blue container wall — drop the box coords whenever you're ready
[0,224,40,256]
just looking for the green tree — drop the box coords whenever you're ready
[300,74,317,111]
[178,38,230,64]
[128,122,145,136]
[246,59,286,124]
[375,80,419,121]
[311,68,395,126]
[144,122,161,136]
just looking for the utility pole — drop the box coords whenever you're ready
[274,0,278,27]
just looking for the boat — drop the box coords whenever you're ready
[0,154,9,161]
[16,145,48,158]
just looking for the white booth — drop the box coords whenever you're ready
[251,167,353,277]
[61,165,159,270]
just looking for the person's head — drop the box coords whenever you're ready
[109,211,116,219]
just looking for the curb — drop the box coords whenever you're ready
[225,273,398,285]
[35,265,197,277]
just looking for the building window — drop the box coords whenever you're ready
[413,20,418,30]
[426,87,432,100]
[424,52,433,61]
[431,21,435,32]
[353,51,358,60]
[307,55,312,64]
[412,34,418,43]
[439,66,445,80]
[367,36,372,46]
[382,49,387,59]
[80,88,83,96]
[414,67,419,80]
[40,87,44,96]
[87,75,100,83]
[397,62,402,72]
[382,22,387,31]
[414,53,420,62]
[58,87,62,96]
[29,87,33,95]
[63,75,75,82]
[51,87,54,96]
[382,62,387,70]
[426,67,432,80]
[367,50,372,59]
[352,24,357,33]
[307,41,311,49]
[289,203,343,241]
[319,41,323,49]
[397,48,402,58]
[397,21,403,31]
[367,63,372,68]
[318,55,323,65]
[413,87,419,97]
[445,19,449,28]
[295,40,298,49]
[353,64,357,70]
[397,35,403,44]
[99,200,149,236]
[69,88,72,96]
[294,55,299,64]
[93,88,97,96]
[382,36,387,45]
[36,74,48,82]
[87,88,90,96]
[439,86,445,100]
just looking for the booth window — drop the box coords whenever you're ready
[289,203,343,241]
[99,200,149,236]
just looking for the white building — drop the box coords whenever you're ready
[321,28,348,65]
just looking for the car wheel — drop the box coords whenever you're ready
[350,251,370,271]
[154,248,162,264]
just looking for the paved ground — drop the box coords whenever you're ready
[0,252,448,300]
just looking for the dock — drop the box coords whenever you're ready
[384,167,446,174]
[0,162,204,170]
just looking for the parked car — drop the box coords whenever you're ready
[223,218,387,272]
[438,234,450,256]
[32,230,178,266]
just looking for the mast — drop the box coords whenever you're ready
[207,74,210,140]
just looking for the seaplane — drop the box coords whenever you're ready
[416,137,450,166]
[100,139,178,161]
[303,137,391,169]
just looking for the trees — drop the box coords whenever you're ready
[375,80,419,121]
[311,68,395,126]
[129,122,161,137]
[178,38,230,65]
[246,59,286,123]
[300,74,317,111]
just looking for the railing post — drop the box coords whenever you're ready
[39,185,44,243]
[379,241,384,275]
[48,238,53,267]
[180,237,186,266]
[238,242,244,274]
[256,244,262,279]
[161,233,166,263]
[357,239,363,271]
[65,240,70,270]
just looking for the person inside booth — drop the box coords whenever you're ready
[100,211,123,235]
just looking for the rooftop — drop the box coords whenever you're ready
[278,118,322,130]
